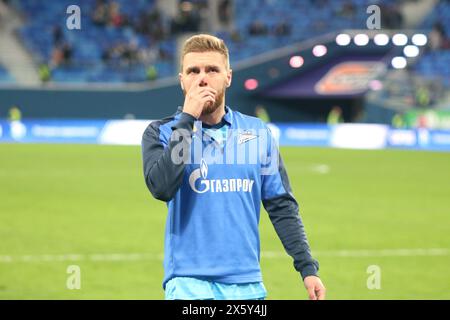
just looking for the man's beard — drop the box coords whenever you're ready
[202,87,225,116]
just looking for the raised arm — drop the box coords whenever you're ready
[141,112,196,202]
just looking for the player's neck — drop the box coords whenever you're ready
[200,104,226,126]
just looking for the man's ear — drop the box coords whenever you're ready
[179,73,184,91]
[226,69,232,88]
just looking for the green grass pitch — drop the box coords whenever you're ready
[0,143,449,299]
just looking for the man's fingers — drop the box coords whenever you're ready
[304,276,326,301]
[189,87,216,100]
[186,77,205,95]
[317,286,326,300]
[201,94,215,107]
[201,92,215,101]
[194,75,204,87]
[307,287,317,300]
[199,87,217,96]
[201,90,216,99]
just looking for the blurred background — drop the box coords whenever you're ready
[0,0,449,299]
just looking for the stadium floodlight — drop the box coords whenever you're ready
[403,45,420,58]
[412,34,427,46]
[374,34,389,46]
[391,56,407,69]
[312,45,327,57]
[336,33,351,46]
[392,33,408,46]
[289,55,304,68]
[354,34,369,46]
[244,78,259,90]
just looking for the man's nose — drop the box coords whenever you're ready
[198,72,208,87]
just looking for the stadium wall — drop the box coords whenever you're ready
[1,119,449,152]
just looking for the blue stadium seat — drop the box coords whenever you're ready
[13,0,175,84]
[414,1,450,87]
[223,0,397,66]
[0,64,16,84]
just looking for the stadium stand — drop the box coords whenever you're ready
[414,0,450,88]
[10,0,404,84]
[8,0,449,86]
[221,0,400,63]
[0,64,15,83]
[13,0,176,83]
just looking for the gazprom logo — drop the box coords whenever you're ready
[200,159,208,179]
[189,158,254,194]
[189,160,209,194]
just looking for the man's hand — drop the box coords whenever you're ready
[182,77,217,119]
[304,276,326,300]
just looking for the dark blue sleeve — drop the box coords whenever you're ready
[261,127,319,280]
[141,112,197,202]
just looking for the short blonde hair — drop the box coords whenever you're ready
[180,34,230,72]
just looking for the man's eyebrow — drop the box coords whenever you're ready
[205,65,221,70]
[185,65,221,73]
[185,66,199,73]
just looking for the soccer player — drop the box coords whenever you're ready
[141,34,325,300]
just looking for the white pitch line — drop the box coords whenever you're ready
[0,249,449,264]
[0,253,164,263]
